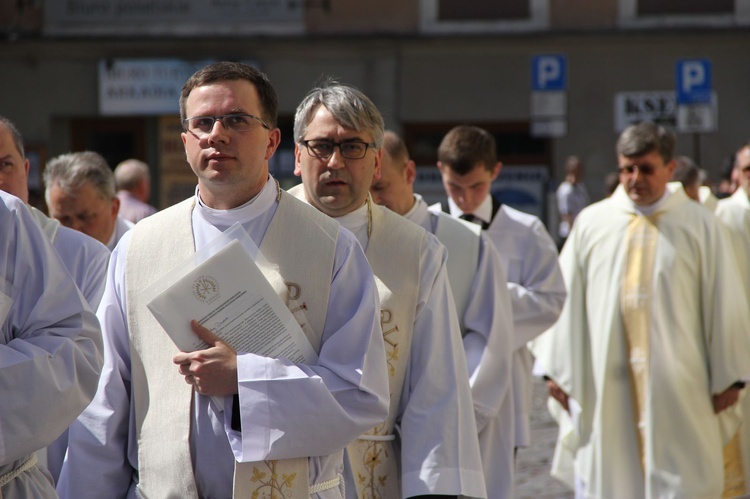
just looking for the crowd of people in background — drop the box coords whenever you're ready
[1,60,749,499]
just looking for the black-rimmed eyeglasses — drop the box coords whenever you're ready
[182,113,270,137]
[301,140,376,160]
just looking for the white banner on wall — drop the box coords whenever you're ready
[613,91,676,132]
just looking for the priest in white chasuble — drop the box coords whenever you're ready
[291,84,486,499]
[0,190,102,498]
[716,141,750,493]
[371,130,515,499]
[532,122,750,499]
[59,62,390,499]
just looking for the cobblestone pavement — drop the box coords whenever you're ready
[514,377,574,499]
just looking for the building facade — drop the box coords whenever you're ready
[2,0,749,224]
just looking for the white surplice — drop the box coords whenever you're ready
[0,191,102,498]
[29,207,109,315]
[105,215,134,251]
[300,191,486,498]
[699,185,719,213]
[716,187,750,488]
[403,194,514,498]
[533,183,750,499]
[58,177,390,499]
[29,206,110,484]
[447,195,566,448]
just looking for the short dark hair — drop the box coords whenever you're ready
[179,61,278,129]
[616,122,675,164]
[437,125,497,175]
[672,156,700,188]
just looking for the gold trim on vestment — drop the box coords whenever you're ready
[620,214,659,471]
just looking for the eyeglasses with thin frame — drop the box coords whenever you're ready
[301,140,376,160]
[618,164,657,176]
[182,113,270,137]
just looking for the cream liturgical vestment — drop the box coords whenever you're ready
[716,187,750,491]
[0,191,102,498]
[289,186,486,499]
[532,183,750,499]
[59,178,390,499]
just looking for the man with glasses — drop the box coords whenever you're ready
[290,83,486,498]
[532,121,750,498]
[60,61,390,498]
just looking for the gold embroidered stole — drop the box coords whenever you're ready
[127,191,337,499]
[620,214,658,470]
[346,204,422,499]
[723,431,746,497]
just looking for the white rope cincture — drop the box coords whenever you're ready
[0,454,38,487]
[309,473,342,494]
[357,434,395,442]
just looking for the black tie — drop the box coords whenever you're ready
[460,213,489,230]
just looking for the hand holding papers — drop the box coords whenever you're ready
[144,224,318,365]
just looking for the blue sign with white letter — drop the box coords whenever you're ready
[676,59,712,105]
[532,55,567,91]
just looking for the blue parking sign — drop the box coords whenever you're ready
[676,59,712,105]
[532,55,567,91]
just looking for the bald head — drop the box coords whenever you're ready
[370,131,417,216]
[114,159,151,202]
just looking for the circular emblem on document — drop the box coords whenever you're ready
[193,275,219,303]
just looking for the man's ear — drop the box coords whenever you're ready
[265,128,281,161]
[293,143,302,177]
[372,147,382,181]
[111,195,121,217]
[405,160,416,186]
[491,161,503,181]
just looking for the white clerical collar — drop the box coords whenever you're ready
[632,187,671,216]
[194,176,278,228]
[403,193,426,221]
[335,199,371,249]
[448,194,492,224]
[106,225,118,251]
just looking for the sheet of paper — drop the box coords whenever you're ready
[145,238,317,364]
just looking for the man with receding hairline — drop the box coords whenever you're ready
[372,130,515,498]
[114,158,157,223]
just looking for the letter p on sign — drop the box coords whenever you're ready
[532,55,567,91]
[676,59,712,105]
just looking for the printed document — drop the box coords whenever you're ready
[145,235,317,364]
